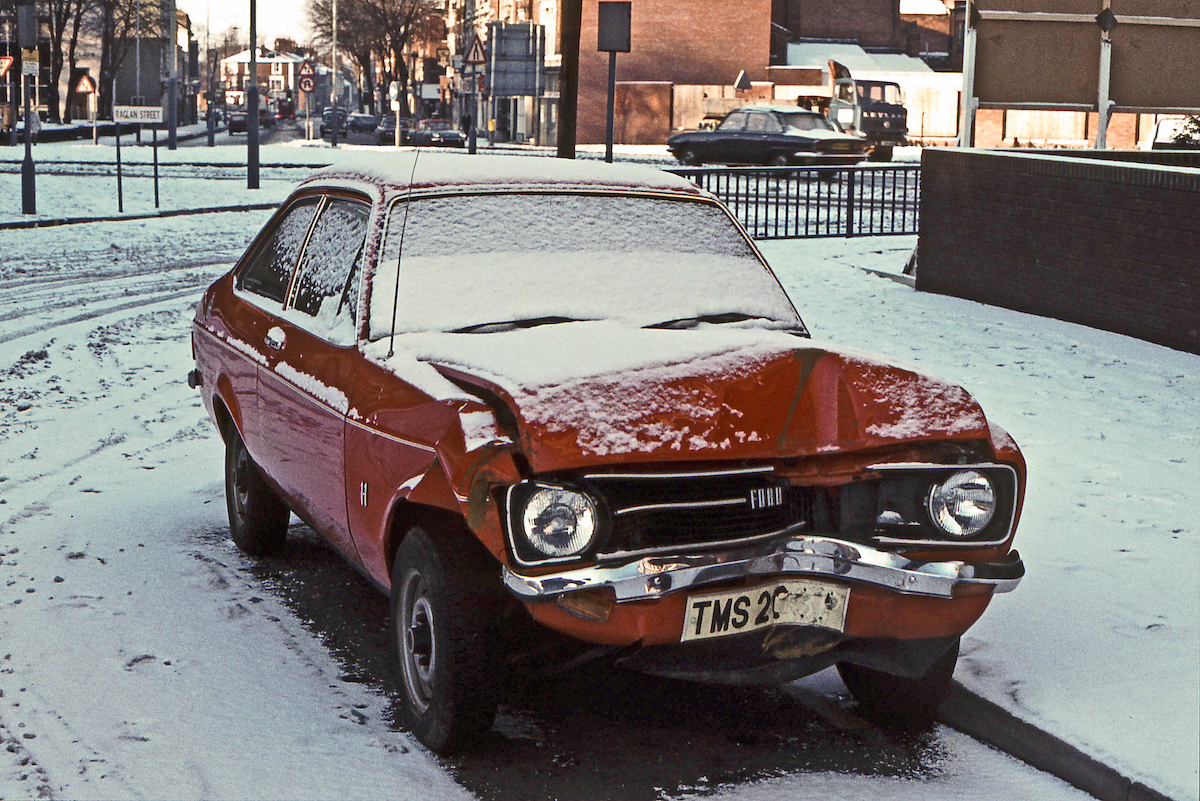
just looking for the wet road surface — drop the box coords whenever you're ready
[231,523,1037,801]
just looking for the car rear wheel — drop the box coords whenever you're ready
[391,525,502,753]
[837,637,959,728]
[869,145,894,162]
[224,427,289,556]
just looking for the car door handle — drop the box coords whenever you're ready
[264,327,286,351]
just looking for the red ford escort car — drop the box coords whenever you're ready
[190,153,1024,752]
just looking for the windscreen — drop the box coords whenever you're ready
[780,113,835,133]
[369,193,800,339]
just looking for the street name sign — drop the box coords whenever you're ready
[114,105,164,124]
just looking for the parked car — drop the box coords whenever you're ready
[319,109,346,137]
[227,111,248,134]
[408,117,465,147]
[348,112,378,133]
[190,153,1025,754]
[375,114,413,145]
[668,106,870,167]
[1141,115,1200,150]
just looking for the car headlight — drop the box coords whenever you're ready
[515,484,600,560]
[927,470,996,537]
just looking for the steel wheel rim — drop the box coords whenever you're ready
[400,571,436,714]
[232,447,250,524]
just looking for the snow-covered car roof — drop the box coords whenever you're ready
[301,152,711,198]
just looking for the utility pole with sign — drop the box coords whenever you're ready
[298,60,315,139]
[464,33,485,153]
[0,51,13,147]
[597,2,630,164]
[17,0,35,214]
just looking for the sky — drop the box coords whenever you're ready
[186,0,312,49]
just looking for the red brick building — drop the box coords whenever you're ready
[772,0,904,50]
[576,0,772,144]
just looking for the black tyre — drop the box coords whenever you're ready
[837,638,959,729]
[677,147,701,166]
[768,152,791,168]
[224,426,289,556]
[391,525,502,753]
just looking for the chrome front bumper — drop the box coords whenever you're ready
[502,535,1024,603]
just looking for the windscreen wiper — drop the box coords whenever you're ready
[450,316,590,334]
[644,312,767,329]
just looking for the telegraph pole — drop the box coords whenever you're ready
[165,0,178,148]
[557,0,581,159]
[17,0,35,214]
[247,0,260,188]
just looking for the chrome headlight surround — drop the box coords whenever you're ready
[926,470,997,538]
[864,462,1018,548]
[505,481,606,566]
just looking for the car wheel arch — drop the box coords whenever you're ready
[383,500,490,596]
[211,381,241,445]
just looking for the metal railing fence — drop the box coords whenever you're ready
[668,164,921,240]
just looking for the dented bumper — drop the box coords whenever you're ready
[502,535,1024,603]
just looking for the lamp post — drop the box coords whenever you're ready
[17,0,35,214]
[247,0,259,188]
[330,0,338,147]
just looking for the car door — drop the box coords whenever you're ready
[745,111,782,163]
[255,194,372,562]
[713,111,748,163]
[229,197,322,463]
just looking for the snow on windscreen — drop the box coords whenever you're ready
[368,193,798,339]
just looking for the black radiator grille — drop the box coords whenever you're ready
[583,472,828,556]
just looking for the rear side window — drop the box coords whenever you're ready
[238,198,320,302]
[290,198,370,323]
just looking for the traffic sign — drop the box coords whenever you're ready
[114,105,164,124]
[464,35,486,66]
[21,49,38,77]
[75,75,95,94]
[298,75,315,93]
[0,56,12,79]
[298,61,315,78]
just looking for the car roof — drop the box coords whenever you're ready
[732,105,821,115]
[301,153,711,199]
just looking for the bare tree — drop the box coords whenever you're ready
[92,0,162,119]
[306,0,441,114]
[46,0,96,122]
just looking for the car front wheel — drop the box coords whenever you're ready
[391,525,502,753]
[676,147,701,166]
[837,637,959,728]
[224,426,289,556]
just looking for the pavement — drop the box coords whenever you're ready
[0,149,1189,801]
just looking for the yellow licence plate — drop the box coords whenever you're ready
[681,579,849,642]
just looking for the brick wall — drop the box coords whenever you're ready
[782,0,902,49]
[917,149,1200,354]
[576,0,771,144]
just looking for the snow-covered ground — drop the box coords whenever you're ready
[0,143,1196,800]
